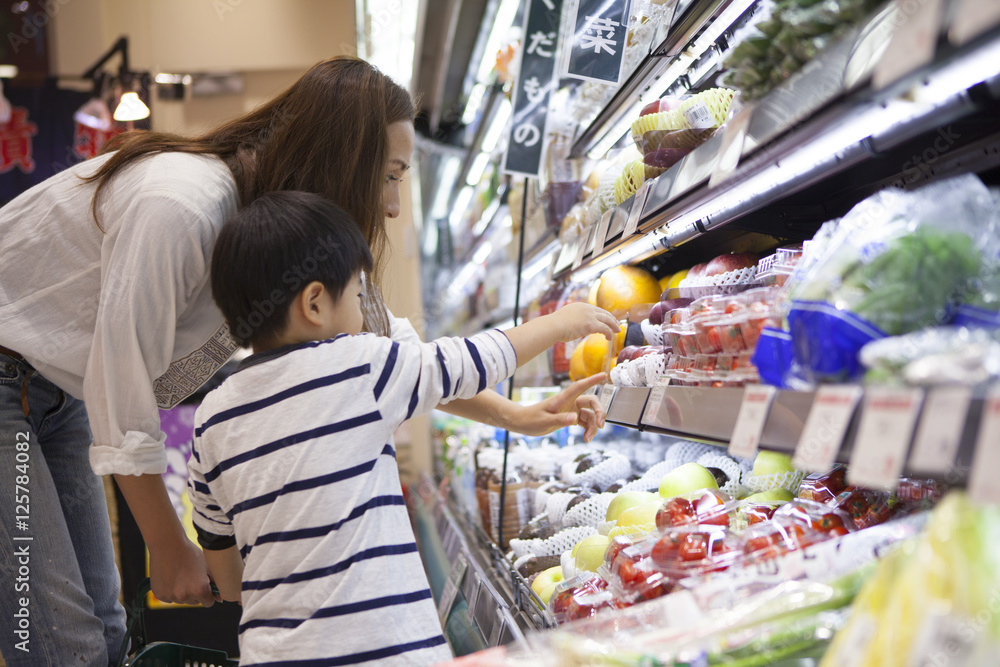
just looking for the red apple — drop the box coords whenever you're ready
[649,302,666,325]
[640,100,662,116]
[617,346,640,364]
[704,252,759,277]
[688,263,708,278]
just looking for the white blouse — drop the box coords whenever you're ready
[0,151,242,476]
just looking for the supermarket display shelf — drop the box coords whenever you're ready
[570,0,753,159]
[553,24,1000,281]
[416,475,534,650]
[604,384,987,485]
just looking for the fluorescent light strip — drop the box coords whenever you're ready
[466,152,492,186]
[482,98,512,152]
[463,83,488,124]
[431,156,462,219]
[472,241,494,265]
[450,186,475,229]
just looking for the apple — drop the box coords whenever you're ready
[531,566,564,605]
[659,296,695,309]
[644,147,692,169]
[640,100,663,116]
[649,302,666,325]
[617,345,640,364]
[574,535,612,572]
[704,252,759,277]
[605,491,660,522]
[659,462,719,499]
[743,489,794,503]
[615,501,663,529]
[688,263,708,278]
[752,451,796,477]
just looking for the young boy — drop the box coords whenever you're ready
[187,191,618,666]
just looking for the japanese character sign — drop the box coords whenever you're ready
[566,0,631,84]
[0,108,38,174]
[502,0,562,177]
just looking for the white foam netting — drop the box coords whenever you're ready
[696,452,745,498]
[510,525,597,560]
[611,362,636,387]
[678,266,759,288]
[640,354,668,386]
[562,492,618,528]
[562,453,632,490]
[621,458,681,492]
[627,357,649,386]
[744,469,807,494]
[543,492,577,525]
[665,441,717,463]
[640,320,663,346]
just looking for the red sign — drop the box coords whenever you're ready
[0,108,38,174]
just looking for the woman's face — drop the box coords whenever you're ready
[383,120,415,219]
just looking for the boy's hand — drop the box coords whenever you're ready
[506,373,608,441]
[551,302,620,342]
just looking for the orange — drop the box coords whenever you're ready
[581,333,610,376]
[587,279,601,306]
[596,265,662,318]
[569,342,588,381]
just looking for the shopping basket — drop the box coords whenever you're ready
[117,578,238,667]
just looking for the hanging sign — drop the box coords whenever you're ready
[502,0,563,177]
[564,0,631,84]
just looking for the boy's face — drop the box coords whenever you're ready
[324,272,365,337]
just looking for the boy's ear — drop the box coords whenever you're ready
[295,281,328,326]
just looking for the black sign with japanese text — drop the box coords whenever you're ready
[502,0,562,177]
[566,0,630,84]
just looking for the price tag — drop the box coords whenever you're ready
[908,385,972,474]
[792,385,864,473]
[847,387,923,491]
[949,0,1000,46]
[438,554,468,622]
[728,385,777,459]
[872,0,947,90]
[968,386,1000,505]
[572,225,595,269]
[594,209,614,255]
[641,376,672,425]
[555,237,578,274]
[683,100,715,129]
[709,101,754,188]
[622,180,651,239]
[599,384,616,413]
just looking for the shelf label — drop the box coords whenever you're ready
[709,101,754,188]
[572,224,595,269]
[948,0,1000,46]
[502,0,564,176]
[908,385,972,474]
[847,387,923,492]
[564,0,630,84]
[594,208,614,255]
[622,180,652,239]
[968,385,1000,505]
[641,377,672,425]
[438,553,468,622]
[728,385,777,459]
[792,385,864,473]
[872,0,946,90]
[599,383,616,413]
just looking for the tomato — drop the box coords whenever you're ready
[813,513,846,533]
[678,533,710,561]
[744,504,776,525]
[604,535,635,568]
[656,497,696,530]
[650,534,682,568]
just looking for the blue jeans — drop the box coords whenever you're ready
[0,353,127,665]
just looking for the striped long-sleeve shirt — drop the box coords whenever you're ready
[187,329,516,666]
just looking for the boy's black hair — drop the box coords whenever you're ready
[211,191,374,348]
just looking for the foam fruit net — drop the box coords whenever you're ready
[640,320,664,346]
[543,492,577,525]
[509,525,597,560]
[562,492,617,528]
[679,266,759,288]
[697,453,745,497]
[621,458,679,492]
[564,453,632,490]
[744,469,807,494]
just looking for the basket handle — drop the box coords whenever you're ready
[116,577,152,667]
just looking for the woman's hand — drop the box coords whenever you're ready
[148,534,217,607]
[505,373,608,441]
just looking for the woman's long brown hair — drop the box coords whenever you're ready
[84,56,414,336]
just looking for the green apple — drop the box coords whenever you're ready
[605,491,660,522]
[752,451,795,476]
[743,489,794,503]
[615,502,662,528]
[659,462,719,499]
[531,565,564,604]
[573,534,611,572]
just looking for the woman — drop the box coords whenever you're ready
[0,56,607,665]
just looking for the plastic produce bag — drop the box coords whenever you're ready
[787,175,994,383]
[859,326,1000,385]
[821,492,1000,667]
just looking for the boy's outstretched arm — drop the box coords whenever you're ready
[502,302,619,366]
